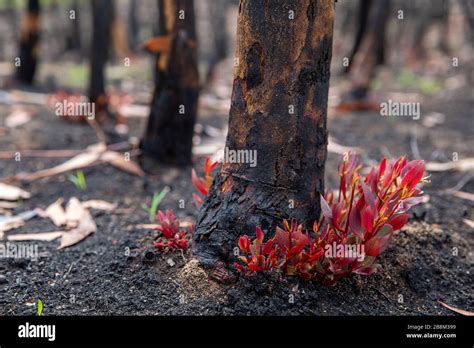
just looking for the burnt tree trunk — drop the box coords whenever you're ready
[343,0,373,74]
[193,0,335,267]
[141,0,199,166]
[66,0,82,55]
[88,0,114,121]
[128,0,139,51]
[16,0,41,85]
[347,0,390,99]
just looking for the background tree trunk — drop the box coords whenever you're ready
[127,0,139,51]
[140,0,199,166]
[15,0,41,85]
[65,0,82,56]
[88,0,114,121]
[193,0,335,267]
[343,0,373,75]
[346,0,390,99]
[205,0,230,82]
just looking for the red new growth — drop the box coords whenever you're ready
[192,158,218,207]
[236,153,427,286]
[153,210,192,251]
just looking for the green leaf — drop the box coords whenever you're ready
[76,170,87,190]
[68,170,87,190]
[37,299,43,316]
[149,188,169,220]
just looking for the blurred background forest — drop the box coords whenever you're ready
[0,0,472,149]
[0,0,472,316]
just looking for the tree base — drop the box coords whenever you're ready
[193,171,315,268]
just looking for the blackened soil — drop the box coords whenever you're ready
[0,93,472,316]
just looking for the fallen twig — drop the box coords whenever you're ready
[462,219,474,229]
[452,191,474,202]
[438,301,474,316]
[0,141,134,159]
[7,231,64,242]
[3,142,144,182]
[426,158,474,172]
[0,183,31,200]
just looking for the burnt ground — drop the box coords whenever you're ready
[0,74,473,316]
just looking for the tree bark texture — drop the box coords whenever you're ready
[141,0,199,166]
[193,0,335,267]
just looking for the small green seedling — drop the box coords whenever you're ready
[68,170,87,190]
[142,187,169,221]
[37,299,43,316]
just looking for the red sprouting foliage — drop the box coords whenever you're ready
[192,158,218,207]
[153,210,192,251]
[153,158,217,252]
[234,227,277,273]
[236,153,427,286]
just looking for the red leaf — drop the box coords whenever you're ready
[308,248,324,262]
[320,195,333,221]
[250,241,260,258]
[401,160,425,189]
[361,181,376,209]
[248,263,261,272]
[191,169,208,196]
[157,210,166,222]
[377,158,387,180]
[192,193,203,207]
[365,238,381,257]
[398,196,424,212]
[275,226,290,250]
[288,237,308,256]
[263,239,274,255]
[349,204,364,238]
[238,235,250,254]
[255,226,264,242]
[332,202,343,228]
[361,206,374,234]
[378,234,392,253]
[388,214,409,231]
[375,224,393,238]
[204,158,218,175]
[234,262,243,273]
[178,239,187,249]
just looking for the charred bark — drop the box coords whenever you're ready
[193,0,335,267]
[15,0,41,85]
[88,0,114,121]
[140,0,200,166]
